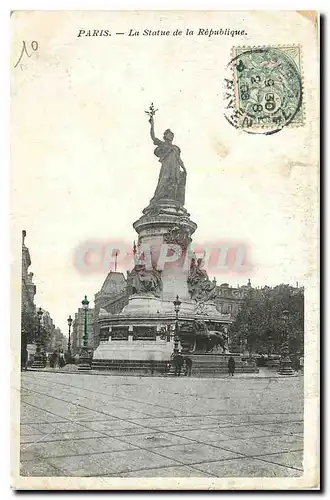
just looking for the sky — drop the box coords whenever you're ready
[11,11,318,333]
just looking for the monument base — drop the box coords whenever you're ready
[92,340,172,374]
[187,353,259,376]
[31,353,45,369]
[78,347,93,371]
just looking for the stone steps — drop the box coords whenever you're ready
[187,354,258,375]
[92,355,258,375]
[92,359,169,375]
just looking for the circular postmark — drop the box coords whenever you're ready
[223,47,303,135]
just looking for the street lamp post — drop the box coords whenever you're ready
[166,295,182,376]
[241,323,248,354]
[278,309,294,376]
[78,295,92,371]
[173,295,182,355]
[32,307,45,368]
[67,315,73,363]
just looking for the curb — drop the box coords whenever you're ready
[23,368,303,380]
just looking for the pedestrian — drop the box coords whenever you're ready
[292,356,300,372]
[58,349,65,368]
[228,355,235,377]
[21,345,28,371]
[184,356,192,376]
[50,351,57,368]
[174,352,184,377]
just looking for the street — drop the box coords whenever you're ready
[20,372,303,478]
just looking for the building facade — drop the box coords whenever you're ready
[94,271,128,314]
[213,279,252,316]
[21,230,36,315]
[93,271,129,346]
[41,309,55,351]
[21,230,37,365]
[46,322,67,352]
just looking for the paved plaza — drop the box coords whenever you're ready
[20,372,303,478]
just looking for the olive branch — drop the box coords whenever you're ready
[145,102,158,118]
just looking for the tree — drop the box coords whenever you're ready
[21,310,52,352]
[230,285,304,355]
[21,310,38,347]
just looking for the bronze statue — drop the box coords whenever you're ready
[146,103,186,206]
[131,263,162,296]
[179,320,229,353]
[187,257,217,301]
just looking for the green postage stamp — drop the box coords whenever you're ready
[224,45,304,135]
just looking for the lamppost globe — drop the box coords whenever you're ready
[67,315,73,327]
[37,307,43,319]
[82,295,89,310]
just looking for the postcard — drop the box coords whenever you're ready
[11,10,319,490]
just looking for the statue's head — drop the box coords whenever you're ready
[163,129,174,143]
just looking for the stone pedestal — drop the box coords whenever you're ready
[78,347,93,371]
[31,355,45,369]
[92,340,172,374]
[278,341,294,376]
[93,196,233,370]
[133,200,197,301]
[31,348,46,369]
[278,355,294,376]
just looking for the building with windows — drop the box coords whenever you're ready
[47,323,67,352]
[21,230,36,315]
[213,279,252,316]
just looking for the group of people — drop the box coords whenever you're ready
[49,349,66,368]
[170,352,193,377]
[170,352,236,377]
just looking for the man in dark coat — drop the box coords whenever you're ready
[50,351,57,368]
[174,352,184,377]
[21,345,28,371]
[184,357,193,376]
[21,331,28,371]
[228,356,235,376]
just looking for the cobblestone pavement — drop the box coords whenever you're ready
[20,372,303,478]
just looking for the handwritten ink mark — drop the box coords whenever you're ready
[14,41,39,69]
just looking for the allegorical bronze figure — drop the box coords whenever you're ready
[145,103,186,206]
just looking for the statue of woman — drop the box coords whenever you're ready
[148,114,187,206]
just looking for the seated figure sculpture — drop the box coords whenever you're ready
[187,257,217,301]
[131,263,162,296]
